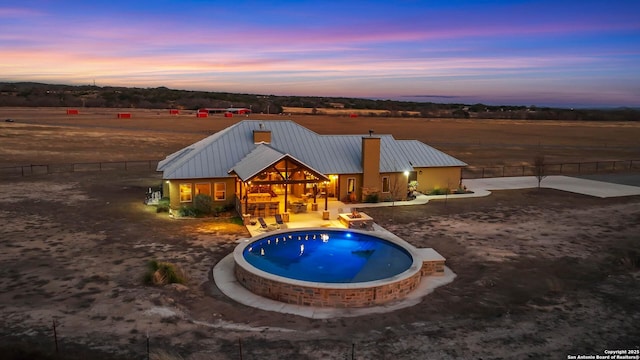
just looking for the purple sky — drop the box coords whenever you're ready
[1,0,639,107]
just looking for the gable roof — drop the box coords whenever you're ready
[228,144,329,182]
[157,120,466,180]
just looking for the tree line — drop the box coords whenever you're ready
[1,82,638,121]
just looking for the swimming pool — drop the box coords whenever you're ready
[233,228,427,308]
[242,230,413,283]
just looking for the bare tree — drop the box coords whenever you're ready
[387,175,405,206]
[534,153,547,188]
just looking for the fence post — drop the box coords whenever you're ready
[596,162,599,173]
[53,319,59,353]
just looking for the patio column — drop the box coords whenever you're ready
[283,160,289,220]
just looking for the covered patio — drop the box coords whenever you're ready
[229,145,340,227]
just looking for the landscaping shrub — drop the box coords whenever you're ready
[177,206,197,217]
[212,205,226,217]
[156,197,170,213]
[428,188,450,195]
[364,193,379,203]
[194,194,212,215]
[143,260,187,285]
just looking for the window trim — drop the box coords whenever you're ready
[214,182,226,201]
[195,182,211,196]
[347,177,356,193]
[382,176,390,193]
[179,183,193,203]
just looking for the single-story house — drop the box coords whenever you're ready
[156,120,466,213]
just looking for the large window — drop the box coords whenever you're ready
[195,183,211,196]
[214,182,226,201]
[179,183,192,202]
[382,176,390,193]
[347,178,356,193]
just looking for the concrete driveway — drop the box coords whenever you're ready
[463,175,640,198]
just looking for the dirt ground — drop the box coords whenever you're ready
[0,108,639,359]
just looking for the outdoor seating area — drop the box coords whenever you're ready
[243,192,280,217]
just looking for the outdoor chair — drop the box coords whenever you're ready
[257,217,277,231]
[275,214,286,228]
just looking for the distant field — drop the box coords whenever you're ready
[1,107,639,168]
[282,106,424,116]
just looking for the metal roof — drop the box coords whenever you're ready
[157,120,466,179]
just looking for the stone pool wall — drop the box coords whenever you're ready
[234,257,445,308]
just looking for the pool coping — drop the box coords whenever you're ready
[214,227,457,318]
[233,227,423,289]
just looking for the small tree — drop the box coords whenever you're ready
[534,154,547,188]
[387,174,407,206]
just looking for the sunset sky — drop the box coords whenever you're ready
[1,0,639,108]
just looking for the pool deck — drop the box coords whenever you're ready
[215,175,640,318]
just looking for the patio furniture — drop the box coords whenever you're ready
[291,202,307,213]
[257,217,276,231]
[268,202,279,215]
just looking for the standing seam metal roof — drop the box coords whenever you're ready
[157,120,466,179]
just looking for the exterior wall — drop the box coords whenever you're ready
[166,177,237,210]
[337,174,363,202]
[379,172,408,201]
[235,259,444,308]
[415,167,462,193]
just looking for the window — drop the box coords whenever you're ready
[179,183,192,202]
[382,176,390,193]
[214,182,226,201]
[347,178,356,193]
[195,183,211,196]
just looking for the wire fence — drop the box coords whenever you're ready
[2,159,639,179]
[0,160,160,177]
[462,159,640,179]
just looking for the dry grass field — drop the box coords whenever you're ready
[1,107,639,168]
[0,107,639,359]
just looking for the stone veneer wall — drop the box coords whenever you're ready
[235,259,445,308]
[421,259,445,277]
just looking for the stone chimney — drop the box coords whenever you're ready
[361,135,381,195]
[253,123,271,143]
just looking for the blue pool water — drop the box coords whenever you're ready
[243,230,413,283]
